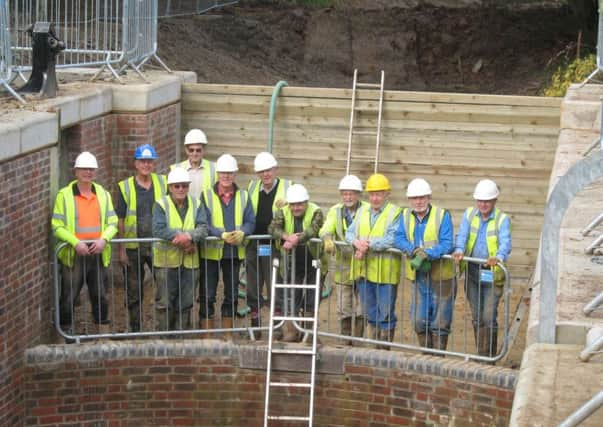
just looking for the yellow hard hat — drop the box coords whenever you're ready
[365,173,391,192]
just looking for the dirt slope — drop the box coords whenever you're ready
[157,2,588,94]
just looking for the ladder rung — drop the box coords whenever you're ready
[356,82,381,88]
[268,416,311,421]
[270,382,312,388]
[352,130,378,136]
[271,348,315,355]
[273,315,316,322]
[274,283,317,289]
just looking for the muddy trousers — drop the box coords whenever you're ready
[154,267,196,331]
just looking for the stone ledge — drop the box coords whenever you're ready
[510,343,603,427]
[0,110,58,161]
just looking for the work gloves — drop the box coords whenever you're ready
[323,237,336,255]
[410,248,431,273]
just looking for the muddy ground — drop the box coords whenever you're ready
[157,1,592,94]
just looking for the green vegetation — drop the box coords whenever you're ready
[542,54,596,97]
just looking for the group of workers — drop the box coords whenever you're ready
[52,128,511,358]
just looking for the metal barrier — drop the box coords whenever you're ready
[0,0,25,102]
[558,390,603,427]
[580,0,603,87]
[157,0,239,18]
[8,0,170,84]
[53,235,511,363]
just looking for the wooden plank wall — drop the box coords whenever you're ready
[181,83,561,281]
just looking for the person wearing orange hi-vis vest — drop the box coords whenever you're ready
[452,179,511,358]
[345,174,401,350]
[393,178,455,352]
[52,151,117,336]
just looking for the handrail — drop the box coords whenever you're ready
[558,390,603,427]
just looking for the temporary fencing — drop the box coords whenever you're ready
[53,235,511,363]
[7,0,169,84]
[0,0,25,102]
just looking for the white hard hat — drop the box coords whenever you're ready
[254,152,278,172]
[286,184,310,204]
[216,154,238,172]
[338,175,363,192]
[184,128,208,145]
[406,178,432,197]
[74,151,98,169]
[167,168,191,184]
[473,179,500,200]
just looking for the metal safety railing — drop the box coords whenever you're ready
[558,390,603,427]
[157,0,239,18]
[580,0,603,87]
[52,235,511,363]
[7,0,169,85]
[0,0,25,102]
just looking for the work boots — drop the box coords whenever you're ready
[416,332,433,349]
[477,327,498,358]
[128,307,141,332]
[200,317,214,339]
[376,328,395,350]
[340,317,353,345]
[352,317,365,341]
[281,321,300,342]
[431,333,448,353]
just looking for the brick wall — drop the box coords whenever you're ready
[1,102,180,426]
[24,342,516,426]
[0,150,54,426]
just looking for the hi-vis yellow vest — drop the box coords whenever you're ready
[118,173,167,249]
[402,205,455,282]
[170,159,217,192]
[276,202,321,258]
[350,202,401,285]
[248,178,292,215]
[322,201,369,285]
[153,195,200,269]
[52,181,118,268]
[463,207,509,286]
[201,188,248,260]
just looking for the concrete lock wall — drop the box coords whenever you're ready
[23,342,516,426]
[1,75,558,425]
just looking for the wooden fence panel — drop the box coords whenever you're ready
[181,83,561,281]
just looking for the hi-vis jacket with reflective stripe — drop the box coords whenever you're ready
[350,202,402,285]
[52,181,118,268]
[248,178,292,215]
[402,205,454,282]
[170,159,216,192]
[201,188,248,260]
[320,201,369,285]
[276,202,322,259]
[118,173,167,249]
[152,195,201,269]
[462,207,509,285]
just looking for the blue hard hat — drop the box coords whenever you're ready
[134,144,157,160]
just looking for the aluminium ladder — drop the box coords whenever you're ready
[345,68,385,175]
[264,257,321,426]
